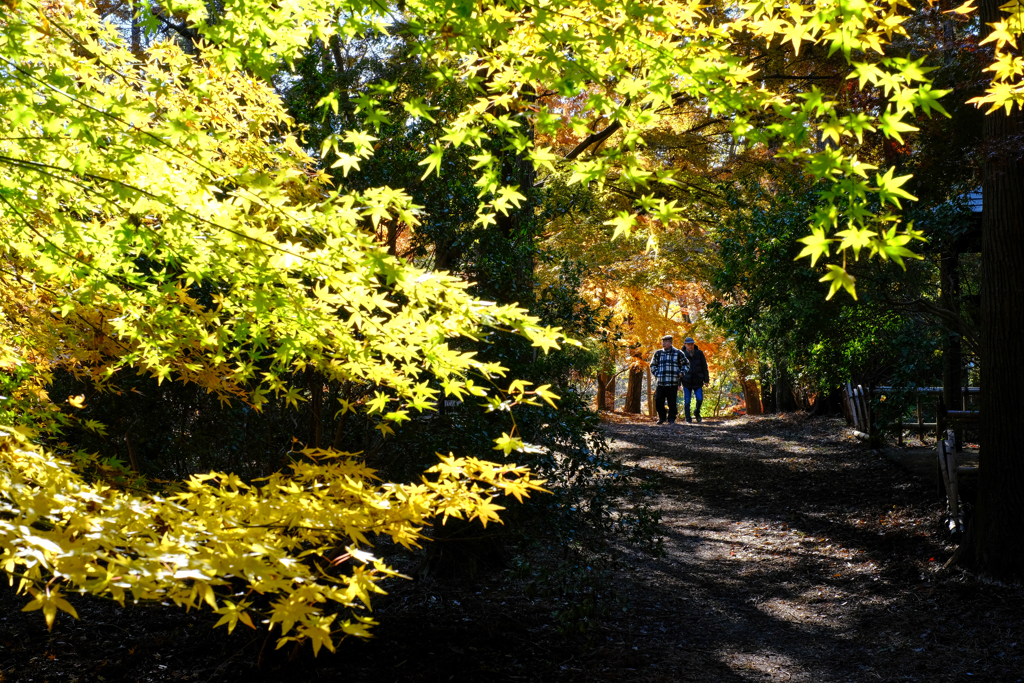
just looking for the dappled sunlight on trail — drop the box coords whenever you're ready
[595,412,1024,682]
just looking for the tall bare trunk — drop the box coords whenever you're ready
[957,0,1024,579]
[759,362,776,413]
[624,356,643,414]
[736,361,762,415]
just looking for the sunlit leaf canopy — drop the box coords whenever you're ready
[972,0,1024,113]
[150,0,950,295]
[0,0,558,650]
[0,0,569,416]
[0,0,969,404]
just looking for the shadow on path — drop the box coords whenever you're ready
[589,414,1023,682]
[1,415,1020,682]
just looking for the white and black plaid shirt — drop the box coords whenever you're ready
[650,347,687,386]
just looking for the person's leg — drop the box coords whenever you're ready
[667,386,678,422]
[654,386,667,423]
[682,386,692,422]
[695,387,704,423]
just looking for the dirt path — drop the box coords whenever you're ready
[2,414,1022,682]
[589,413,1022,682]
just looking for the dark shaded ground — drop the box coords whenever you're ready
[2,413,1022,682]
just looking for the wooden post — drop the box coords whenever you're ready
[921,393,929,446]
[849,383,862,431]
[865,385,873,441]
[944,429,961,534]
[845,383,855,428]
[938,437,951,503]
[857,385,869,432]
[646,366,654,417]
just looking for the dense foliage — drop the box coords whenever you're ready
[708,177,969,400]
[6,0,1024,650]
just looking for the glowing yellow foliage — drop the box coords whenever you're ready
[0,428,545,650]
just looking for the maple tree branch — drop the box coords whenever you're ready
[562,119,623,161]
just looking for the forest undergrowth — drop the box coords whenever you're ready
[2,413,1021,682]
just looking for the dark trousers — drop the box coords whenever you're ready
[682,386,704,418]
[655,385,679,421]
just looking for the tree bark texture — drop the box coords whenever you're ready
[596,370,616,411]
[646,366,655,416]
[959,0,1024,578]
[736,361,762,415]
[760,362,776,413]
[624,357,643,414]
[307,369,323,450]
[775,363,798,412]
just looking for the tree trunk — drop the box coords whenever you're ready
[124,432,140,473]
[775,363,798,412]
[646,366,655,416]
[744,381,763,415]
[596,368,616,411]
[624,357,643,414]
[736,361,762,416]
[130,2,142,55]
[957,0,1024,579]
[601,372,617,411]
[760,362,777,413]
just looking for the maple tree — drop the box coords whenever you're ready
[0,0,559,650]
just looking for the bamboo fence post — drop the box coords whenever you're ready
[944,429,961,534]
[866,385,873,441]
[921,393,929,446]
[897,403,903,448]
[937,437,952,513]
[848,384,860,431]
[857,385,869,432]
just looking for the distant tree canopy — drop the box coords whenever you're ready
[4,0,1024,652]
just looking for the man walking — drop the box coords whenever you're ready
[680,336,710,423]
[650,334,687,424]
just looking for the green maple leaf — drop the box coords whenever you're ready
[795,227,834,267]
[605,211,636,240]
[913,84,951,118]
[418,143,444,180]
[874,167,916,208]
[878,109,918,144]
[819,265,857,300]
